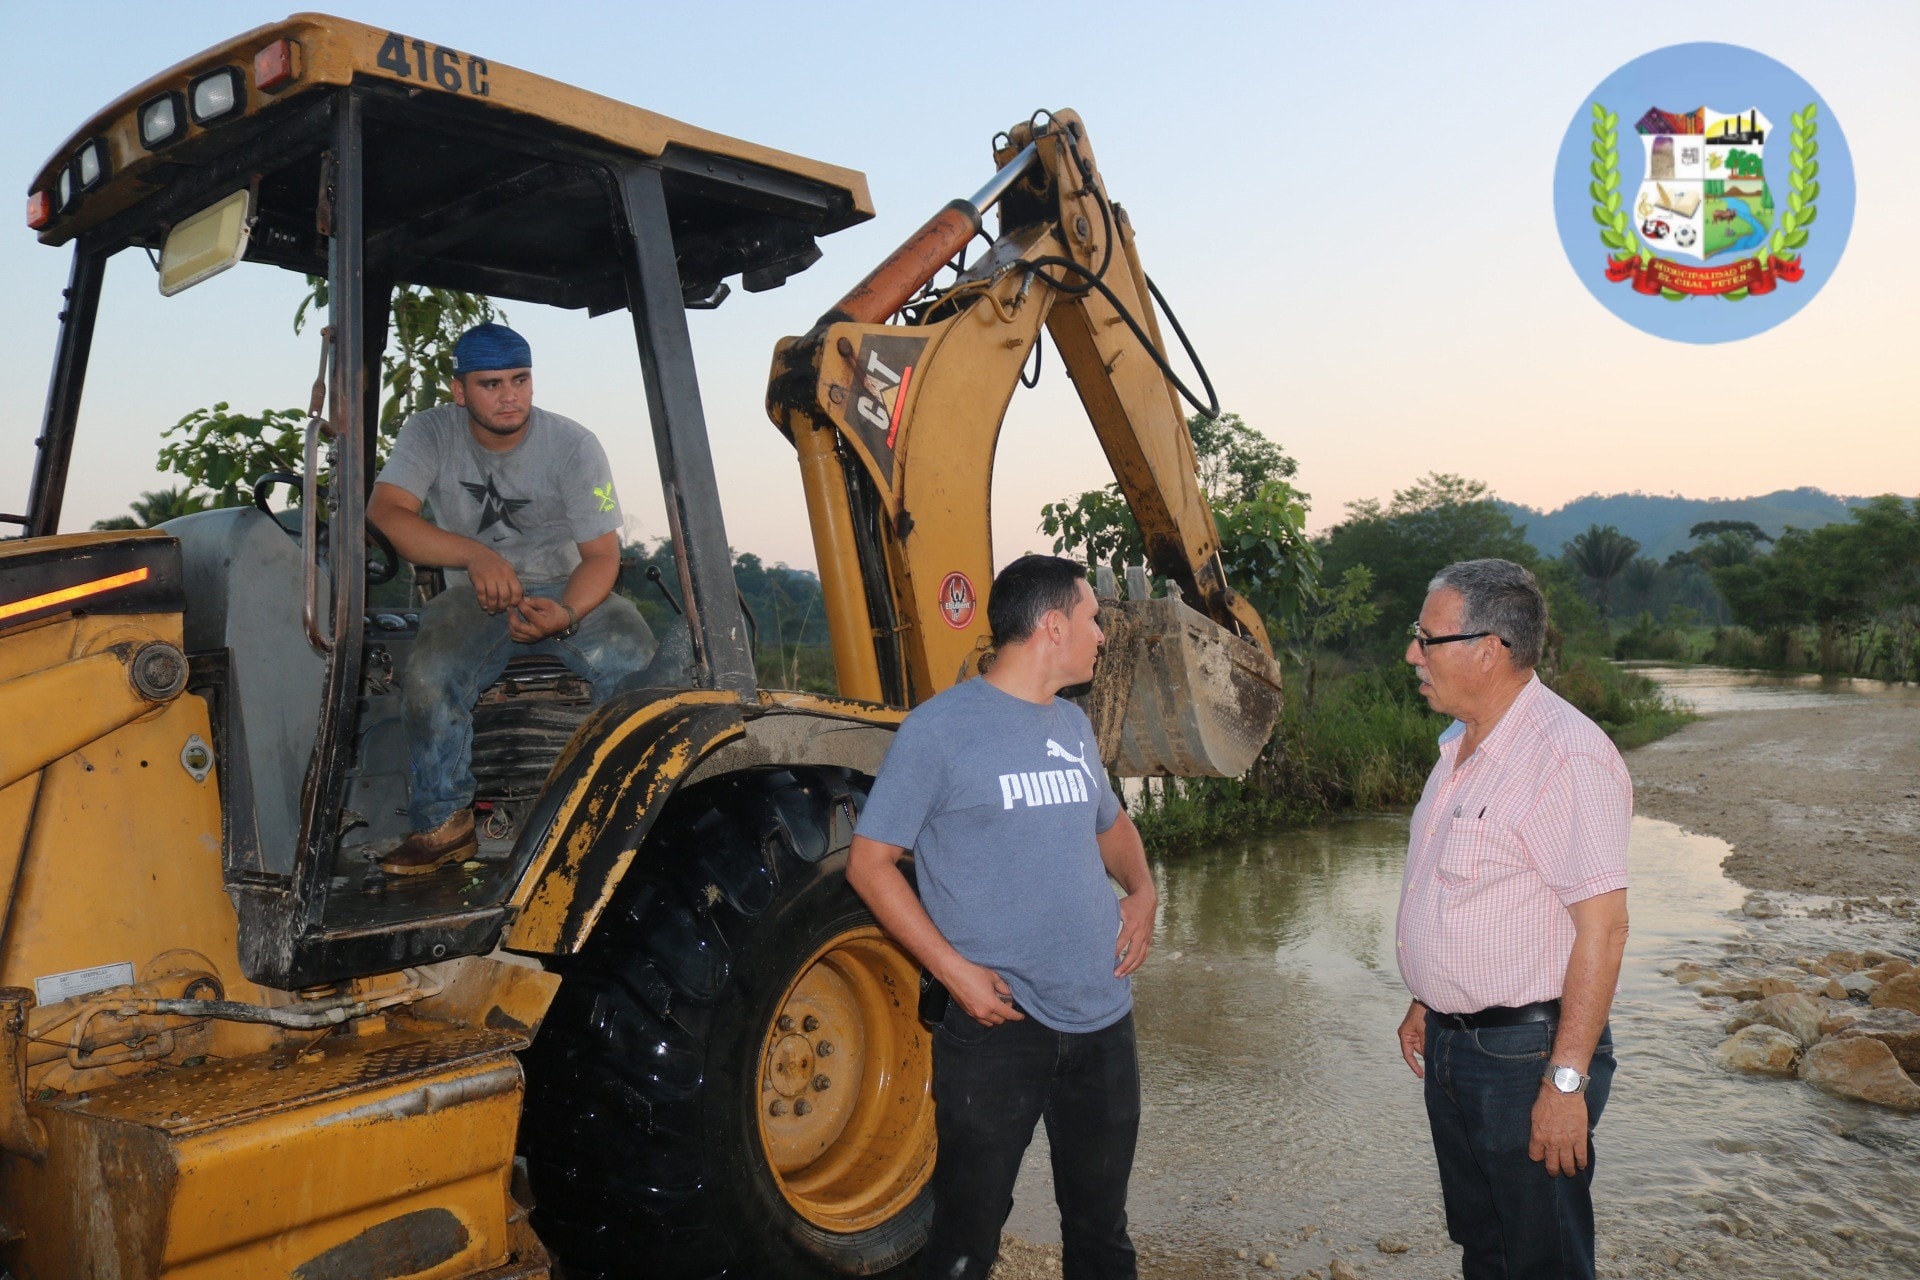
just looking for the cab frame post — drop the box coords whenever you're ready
[613,163,755,696]
[25,242,107,537]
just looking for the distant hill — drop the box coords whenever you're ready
[1499,488,1885,563]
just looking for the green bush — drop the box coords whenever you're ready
[755,644,837,694]
[1135,654,1695,853]
[1547,657,1693,750]
[1702,625,1766,668]
[1613,612,1693,661]
[1133,666,1442,853]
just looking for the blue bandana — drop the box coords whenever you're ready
[452,323,532,375]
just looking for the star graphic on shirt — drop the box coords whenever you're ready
[460,475,531,536]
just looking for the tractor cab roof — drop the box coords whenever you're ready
[28,12,873,308]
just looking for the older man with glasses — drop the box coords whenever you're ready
[1394,558,1633,1280]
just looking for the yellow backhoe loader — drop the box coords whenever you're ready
[1,14,1279,1278]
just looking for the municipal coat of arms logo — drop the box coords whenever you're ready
[1595,101,1813,299]
[1553,43,1853,344]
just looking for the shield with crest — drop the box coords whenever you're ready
[1632,106,1773,261]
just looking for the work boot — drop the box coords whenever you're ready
[379,810,477,877]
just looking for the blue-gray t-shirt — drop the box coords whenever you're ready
[857,677,1129,1033]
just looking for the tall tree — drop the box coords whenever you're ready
[1687,519,1772,545]
[153,280,500,506]
[1040,413,1322,641]
[1318,473,1537,649]
[1562,524,1640,625]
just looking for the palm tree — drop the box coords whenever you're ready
[1620,556,1663,613]
[92,487,210,531]
[1563,524,1641,628]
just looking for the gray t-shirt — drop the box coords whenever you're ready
[375,403,624,582]
[857,677,1129,1033]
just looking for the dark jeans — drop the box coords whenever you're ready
[402,582,654,830]
[1423,1013,1617,1280]
[922,1005,1140,1280]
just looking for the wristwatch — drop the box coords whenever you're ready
[556,603,578,639]
[1544,1063,1590,1095]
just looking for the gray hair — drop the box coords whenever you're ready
[1427,559,1546,668]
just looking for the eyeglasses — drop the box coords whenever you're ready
[1408,621,1511,652]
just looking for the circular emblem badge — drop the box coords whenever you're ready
[937,571,976,630]
[1552,42,1853,344]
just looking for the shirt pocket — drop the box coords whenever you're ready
[1435,816,1525,888]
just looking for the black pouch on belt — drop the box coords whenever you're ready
[918,971,950,1028]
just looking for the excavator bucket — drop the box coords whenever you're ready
[1080,580,1283,778]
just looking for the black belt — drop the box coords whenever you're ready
[1431,999,1560,1030]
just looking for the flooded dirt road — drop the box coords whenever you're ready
[996,668,1920,1279]
[1626,665,1920,905]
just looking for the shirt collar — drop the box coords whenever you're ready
[1437,673,1542,763]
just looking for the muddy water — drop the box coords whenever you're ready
[1630,662,1920,713]
[1003,675,1920,1278]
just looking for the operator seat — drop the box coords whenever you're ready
[163,506,326,877]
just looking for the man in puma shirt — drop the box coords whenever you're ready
[850,554,1156,1279]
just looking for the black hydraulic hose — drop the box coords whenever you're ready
[1019,332,1044,389]
[1009,127,1217,417]
[1021,255,1221,421]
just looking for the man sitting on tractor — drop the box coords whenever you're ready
[368,323,656,875]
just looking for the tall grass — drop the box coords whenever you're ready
[1132,666,1442,853]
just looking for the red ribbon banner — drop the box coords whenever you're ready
[1604,254,1803,296]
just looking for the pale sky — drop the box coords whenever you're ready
[5,2,1914,571]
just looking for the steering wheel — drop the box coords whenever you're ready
[252,471,400,585]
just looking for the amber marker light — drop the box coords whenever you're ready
[254,39,297,92]
[27,190,52,230]
[0,567,151,624]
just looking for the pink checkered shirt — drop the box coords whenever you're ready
[1396,675,1632,1015]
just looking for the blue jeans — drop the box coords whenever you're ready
[1423,1013,1617,1280]
[402,582,655,830]
[923,1005,1139,1280]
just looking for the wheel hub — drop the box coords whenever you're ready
[754,926,936,1233]
[767,1033,816,1098]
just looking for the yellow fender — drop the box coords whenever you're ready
[504,689,746,955]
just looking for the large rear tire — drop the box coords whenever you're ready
[520,766,935,1278]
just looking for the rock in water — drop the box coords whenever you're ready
[1714,1024,1802,1075]
[1800,1036,1920,1109]
[1329,1261,1360,1280]
[1839,972,1882,999]
[1376,1237,1410,1254]
[1819,1008,1861,1037]
[1869,972,1920,1017]
[1755,976,1801,998]
[1825,979,1849,1001]
[1670,961,1714,984]
[1831,1006,1920,1074]
[1750,992,1824,1046]
[1722,1000,1762,1033]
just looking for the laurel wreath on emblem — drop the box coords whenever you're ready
[1588,101,1820,302]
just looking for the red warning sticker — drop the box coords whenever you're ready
[938,571,977,630]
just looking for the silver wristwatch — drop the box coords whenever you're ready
[1544,1063,1590,1095]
